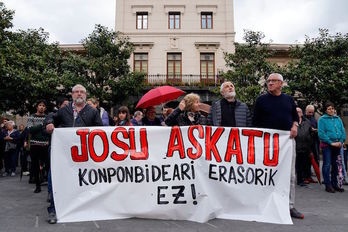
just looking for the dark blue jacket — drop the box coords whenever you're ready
[253,92,299,130]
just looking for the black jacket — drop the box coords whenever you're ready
[165,108,207,126]
[295,117,312,153]
[45,102,103,128]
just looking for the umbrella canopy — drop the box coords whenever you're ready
[136,86,185,109]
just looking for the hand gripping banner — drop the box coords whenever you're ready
[51,126,293,224]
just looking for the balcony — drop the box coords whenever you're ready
[145,74,222,87]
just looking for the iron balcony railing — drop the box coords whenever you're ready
[145,74,223,86]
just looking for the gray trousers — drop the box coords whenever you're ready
[290,139,296,209]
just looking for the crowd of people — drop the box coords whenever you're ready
[0,73,347,224]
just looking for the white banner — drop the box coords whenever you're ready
[51,126,293,224]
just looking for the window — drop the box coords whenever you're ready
[201,12,213,29]
[136,12,148,29]
[169,12,180,29]
[167,53,182,81]
[134,53,148,74]
[200,53,215,80]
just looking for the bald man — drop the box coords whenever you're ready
[253,73,303,219]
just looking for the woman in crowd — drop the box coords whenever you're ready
[161,107,173,126]
[87,97,110,126]
[130,111,144,126]
[165,93,206,126]
[1,121,20,177]
[142,106,162,126]
[114,106,133,126]
[318,101,346,193]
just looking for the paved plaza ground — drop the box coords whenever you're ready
[1,171,348,232]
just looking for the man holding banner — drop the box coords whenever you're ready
[253,73,303,219]
[45,84,103,224]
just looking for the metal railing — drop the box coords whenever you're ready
[145,74,222,86]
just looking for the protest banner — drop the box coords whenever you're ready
[51,126,293,224]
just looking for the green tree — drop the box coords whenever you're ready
[223,30,279,107]
[286,29,348,111]
[0,5,144,114]
[79,24,145,109]
[1,28,73,114]
[0,2,15,113]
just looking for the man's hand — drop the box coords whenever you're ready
[46,123,55,134]
[290,125,298,138]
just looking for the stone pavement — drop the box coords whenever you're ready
[0,172,348,232]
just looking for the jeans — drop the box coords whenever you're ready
[322,146,340,188]
[47,170,56,213]
[340,147,347,180]
[344,148,348,172]
[47,146,56,214]
[4,149,17,173]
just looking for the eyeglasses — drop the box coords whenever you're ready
[266,79,281,83]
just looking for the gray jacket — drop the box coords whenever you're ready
[207,99,252,127]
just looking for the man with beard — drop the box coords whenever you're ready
[45,84,102,224]
[208,81,251,127]
[46,84,103,128]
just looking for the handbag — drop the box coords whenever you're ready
[5,141,17,152]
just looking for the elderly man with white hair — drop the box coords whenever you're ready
[208,81,251,127]
[304,105,319,159]
[253,73,303,219]
[46,84,103,129]
[45,84,102,224]
[1,120,20,177]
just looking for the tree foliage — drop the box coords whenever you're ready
[0,2,14,114]
[286,29,348,110]
[0,27,69,114]
[222,30,280,107]
[0,2,145,114]
[78,24,145,109]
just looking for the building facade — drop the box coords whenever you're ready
[115,0,235,85]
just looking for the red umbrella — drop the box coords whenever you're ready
[310,152,321,185]
[136,86,185,109]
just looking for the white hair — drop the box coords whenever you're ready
[305,105,315,112]
[5,120,15,127]
[220,81,234,93]
[134,111,143,117]
[268,73,284,82]
[72,84,86,93]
